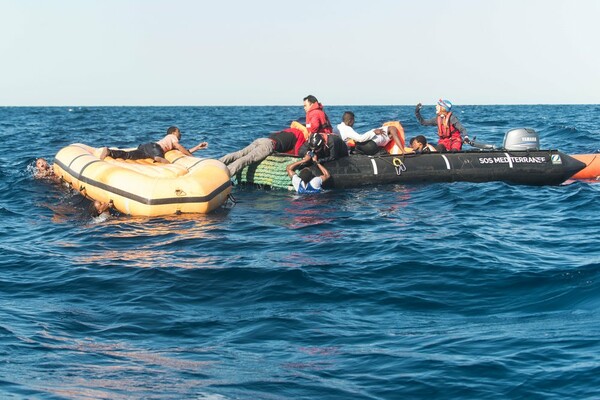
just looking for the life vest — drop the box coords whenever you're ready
[290,121,310,140]
[382,121,412,155]
[319,115,333,133]
[437,112,460,139]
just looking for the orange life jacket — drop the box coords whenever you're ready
[382,121,412,155]
[437,112,460,139]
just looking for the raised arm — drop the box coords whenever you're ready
[415,103,438,126]
[286,155,311,178]
[316,162,330,184]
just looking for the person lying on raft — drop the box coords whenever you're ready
[286,154,330,194]
[409,135,438,153]
[334,111,405,156]
[219,128,306,176]
[100,126,207,163]
[34,158,61,183]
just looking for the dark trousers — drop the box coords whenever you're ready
[354,140,382,156]
[108,142,164,160]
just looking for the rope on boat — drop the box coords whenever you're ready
[235,155,300,189]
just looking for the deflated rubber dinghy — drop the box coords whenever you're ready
[53,143,232,216]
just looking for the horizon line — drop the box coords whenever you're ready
[1,103,599,108]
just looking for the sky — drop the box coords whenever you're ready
[1,0,599,106]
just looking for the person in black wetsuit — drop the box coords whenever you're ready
[298,132,348,164]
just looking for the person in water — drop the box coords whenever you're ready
[92,199,114,217]
[99,126,207,163]
[415,99,467,152]
[303,95,333,134]
[34,158,61,183]
[409,135,438,153]
[286,154,330,194]
[219,128,306,176]
[334,111,405,156]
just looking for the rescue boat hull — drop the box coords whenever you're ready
[237,150,585,189]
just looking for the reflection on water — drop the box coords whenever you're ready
[25,330,215,399]
[71,212,231,269]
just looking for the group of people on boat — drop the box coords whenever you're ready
[36,95,468,197]
[217,95,469,193]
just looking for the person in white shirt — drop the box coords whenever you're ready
[334,111,377,144]
[334,112,404,156]
[286,154,330,194]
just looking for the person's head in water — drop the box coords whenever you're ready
[92,200,113,217]
[35,158,54,178]
[36,158,51,172]
[298,168,314,184]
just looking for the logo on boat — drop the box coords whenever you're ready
[550,154,562,165]
[478,156,546,165]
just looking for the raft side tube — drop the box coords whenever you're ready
[53,144,232,216]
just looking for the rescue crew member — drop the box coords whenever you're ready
[286,154,330,194]
[303,95,333,134]
[415,99,467,152]
[219,128,307,176]
[298,132,348,164]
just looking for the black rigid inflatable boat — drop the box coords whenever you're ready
[236,128,586,189]
[311,149,585,188]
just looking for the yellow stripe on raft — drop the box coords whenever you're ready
[53,143,232,216]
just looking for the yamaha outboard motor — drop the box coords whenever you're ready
[503,128,540,151]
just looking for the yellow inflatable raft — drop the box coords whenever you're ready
[53,143,232,216]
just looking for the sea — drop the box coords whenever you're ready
[1,105,599,399]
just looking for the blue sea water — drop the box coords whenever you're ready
[1,105,600,399]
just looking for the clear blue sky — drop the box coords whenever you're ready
[1,0,598,106]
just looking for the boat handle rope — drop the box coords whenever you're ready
[392,157,407,175]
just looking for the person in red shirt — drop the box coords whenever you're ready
[219,128,306,177]
[303,95,333,134]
